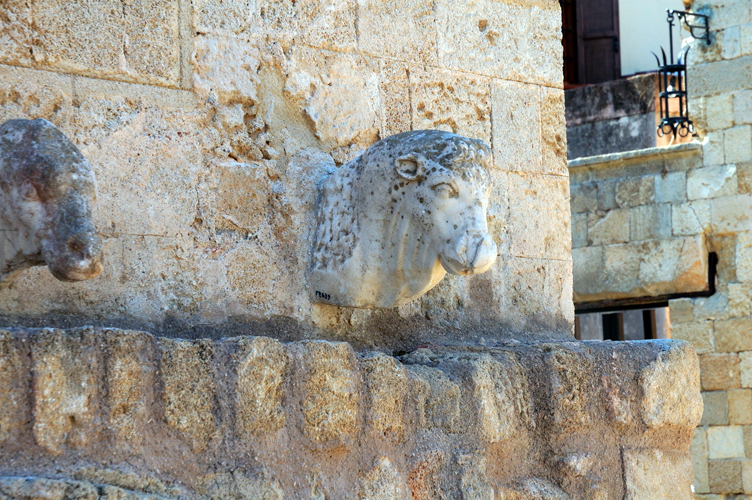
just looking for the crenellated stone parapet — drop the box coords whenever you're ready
[0,328,701,499]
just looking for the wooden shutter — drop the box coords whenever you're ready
[576,0,621,84]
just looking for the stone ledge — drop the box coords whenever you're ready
[568,142,703,171]
[0,327,701,498]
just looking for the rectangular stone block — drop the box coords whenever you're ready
[703,131,725,167]
[406,364,460,432]
[729,284,752,318]
[707,93,735,131]
[570,182,597,214]
[671,200,710,236]
[717,318,752,352]
[744,460,752,493]
[358,0,438,65]
[741,351,752,388]
[669,298,694,324]
[378,59,411,138]
[691,55,752,99]
[361,352,408,442]
[106,330,155,447]
[572,246,605,298]
[0,330,23,446]
[160,338,215,452]
[738,161,752,194]
[729,388,752,425]
[688,164,738,200]
[708,426,746,459]
[409,65,491,146]
[235,336,288,436]
[541,87,567,177]
[622,448,693,500]
[571,213,587,249]
[31,0,180,86]
[597,178,617,211]
[507,173,570,260]
[491,80,541,174]
[726,126,752,164]
[700,353,741,391]
[629,204,671,242]
[301,341,360,448]
[436,0,562,87]
[692,428,710,494]
[735,90,752,125]
[587,209,629,246]
[708,459,743,494]
[672,320,714,354]
[701,391,729,426]
[655,171,686,204]
[31,328,103,455]
[711,194,752,233]
[615,176,655,208]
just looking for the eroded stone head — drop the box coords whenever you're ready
[311,130,497,308]
[0,118,103,284]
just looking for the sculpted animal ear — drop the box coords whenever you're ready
[394,153,427,181]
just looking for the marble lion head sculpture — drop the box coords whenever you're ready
[0,118,103,286]
[311,129,497,308]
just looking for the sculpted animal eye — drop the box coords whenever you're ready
[431,182,458,198]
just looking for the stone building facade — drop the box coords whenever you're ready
[568,0,752,496]
[0,0,703,498]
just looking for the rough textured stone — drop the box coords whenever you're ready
[361,352,408,441]
[587,209,629,245]
[358,0,437,65]
[467,353,530,443]
[235,336,288,436]
[358,456,410,500]
[640,341,703,428]
[406,364,460,431]
[628,204,671,241]
[701,391,730,426]
[457,453,494,500]
[716,318,752,352]
[729,388,752,425]
[106,330,154,447]
[622,448,693,500]
[200,470,284,500]
[708,426,746,459]
[491,80,541,174]
[160,338,215,452]
[700,353,741,391]
[741,351,752,388]
[0,330,20,445]
[687,164,738,200]
[672,320,714,354]
[708,459,743,494]
[410,66,491,146]
[301,341,360,448]
[31,328,102,454]
[436,0,562,87]
[615,176,655,208]
[693,428,710,494]
[192,36,260,105]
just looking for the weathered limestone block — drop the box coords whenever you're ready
[405,364,460,432]
[73,467,184,498]
[410,68,492,145]
[543,343,593,430]
[491,80,541,175]
[687,164,738,200]
[0,477,99,500]
[13,0,180,86]
[615,176,655,208]
[466,353,530,443]
[457,452,494,500]
[199,470,284,500]
[235,336,288,436]
[0,329,22,445]
[622,448,693,500]
[160,338,215,452]
[587,209,629,245]
[406,450,449,500]
[436,0,562,87]
[358,0,438,65]
[0,118,103,286]
[358,456,410,500]
[496,478,568,500]
[192,36,260,105]
[311,130,497,308]
[361,352,408,441]
[301,341,360,448]
[541,87,568,177]
[639,340,703,428]
[106,330,155,447]
[31,328,102,454]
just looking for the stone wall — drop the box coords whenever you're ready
[568,0,752,494]
[0,327,701,499]
[682,0,752,496]
[0,0,572,350]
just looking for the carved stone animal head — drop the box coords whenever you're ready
[311,130,497,308]
[0,118,103,285]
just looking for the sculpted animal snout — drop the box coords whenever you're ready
[440,231,497,276]
[46,230,103,282]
